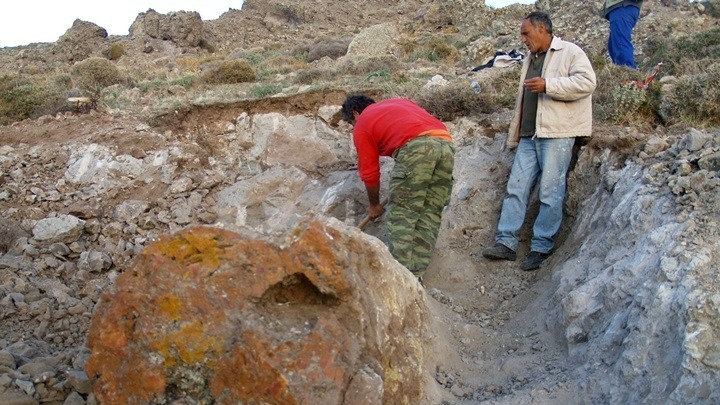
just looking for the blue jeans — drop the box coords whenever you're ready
[608,5,639,69]
[496,137,575,254]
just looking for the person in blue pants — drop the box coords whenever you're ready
[604,0,643,69]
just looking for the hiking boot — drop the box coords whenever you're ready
[520,251,551,271]
[481,243,517,261]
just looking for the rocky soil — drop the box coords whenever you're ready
[1,0,719,404]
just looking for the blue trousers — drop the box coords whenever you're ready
[496,137,575,254]
[608,5,639,69]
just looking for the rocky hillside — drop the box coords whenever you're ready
[1,0,719,404]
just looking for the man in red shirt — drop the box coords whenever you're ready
[341,95,455,280]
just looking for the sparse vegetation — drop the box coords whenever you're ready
[249,83,283,98]
[644,27,720,76]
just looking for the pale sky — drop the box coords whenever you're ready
[0,0,535,48]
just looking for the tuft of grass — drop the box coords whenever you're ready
[249,83,283,98]
[172,75,195,89]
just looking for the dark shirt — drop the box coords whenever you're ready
[520,51,546,137]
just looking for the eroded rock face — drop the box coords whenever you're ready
[129,9,204,48]
[86,218,435,404]
[52,19,108,63]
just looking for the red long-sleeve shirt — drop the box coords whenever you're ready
[352,98,451,187]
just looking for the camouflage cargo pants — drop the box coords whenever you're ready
[387,136,454,277]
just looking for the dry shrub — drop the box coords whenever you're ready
[294,69,333,84]
[70,57,125,98]
[176,57,205,73]
[263,54,307,75]
[477,67,522,108]
[399,39,417,59]
[201,60,257,84]
[338,55,402,76]
[415,85,489,121]
[103,44,125,61]
[403,36,459,63]
[425,37,459,62]
[307,39,350,62]
[593,61,659,126]
[644,27,720,76]
[416,68,521,121]
[661,63,720,126]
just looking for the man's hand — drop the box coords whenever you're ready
[523,77,546,93]
[369,203,384,220]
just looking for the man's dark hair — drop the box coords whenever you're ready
[341,94,376,122]
[525,11,553,36]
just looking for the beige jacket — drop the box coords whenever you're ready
[507,36,597,149]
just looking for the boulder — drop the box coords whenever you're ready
[32,215,85,245]
[52,19,108,63]
[86,218,438,404]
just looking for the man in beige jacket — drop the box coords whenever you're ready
[481,11,596,271]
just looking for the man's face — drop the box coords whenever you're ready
[521,19,546,54]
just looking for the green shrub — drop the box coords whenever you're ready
[70,57,125,98]
[202,60,257,84]
[199,39,216,53]
[0,75,67,124]
[598,82,654,124]
[0,76,45,124]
